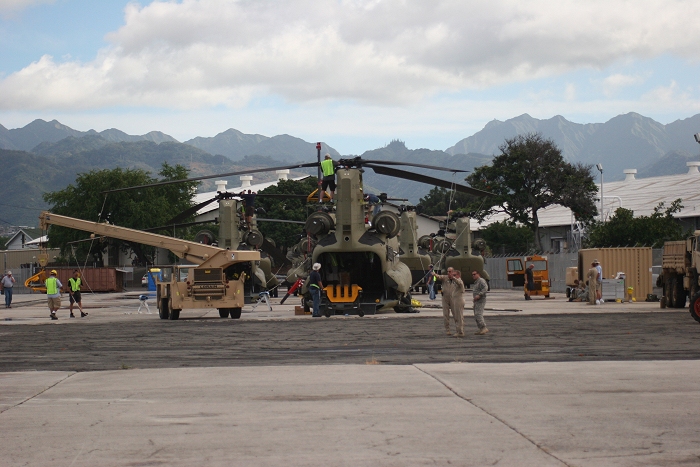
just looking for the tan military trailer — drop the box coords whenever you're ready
[39,212,260,320]
[659,233,700,323]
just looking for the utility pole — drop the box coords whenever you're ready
[316,142,322,203]
[596,164,604,222]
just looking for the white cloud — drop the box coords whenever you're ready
[601,73,646,96]
[2,0,700,110]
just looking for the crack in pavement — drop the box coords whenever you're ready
[0,371,76,414]
[413,365,573,467]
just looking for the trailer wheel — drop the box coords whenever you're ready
[690,293,700,324]
[671,275,687,308]
[158,298,169,320]
[230,307,242,319]
[218,309,230,318]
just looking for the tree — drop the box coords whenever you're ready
[418,187,477,217]
[465,133,598,251]
[43,163,198,265]
[256,178,320,248]
[480,221,534,255]
[585,199,687,248]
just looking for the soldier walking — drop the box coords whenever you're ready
[471,270,489,335]
[586,262,598,305]
[433,267,465,337]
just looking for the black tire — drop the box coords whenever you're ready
[324,309,331,318]
[218,309,230,318]
[230,307,242,319]
[676,277,688,308]
[690,292,700,324]
[158,298,169,320]
[668,275,677,307]
[169,309,180,320]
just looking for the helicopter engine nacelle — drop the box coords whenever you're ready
[298,237,317,255]
[433,238,453,254]
[417,235,432,250]
[243,229,264,248]
[305,212,335,236]
[372,211,401,238]
[194,230,216,245]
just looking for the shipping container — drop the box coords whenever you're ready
[51,267,125,293]
[578,248,653,301]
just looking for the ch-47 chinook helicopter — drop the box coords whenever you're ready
[102,164,321,305]
[417,211,490,287]
[101,155,490,315]
[282,156,491,316]
[152,189,305,299]
[395,205,433,293]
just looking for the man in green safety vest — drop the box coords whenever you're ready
[68,269,88,318]
[319,154,337,203]
[46,269,63,320]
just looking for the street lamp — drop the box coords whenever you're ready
[596,163,604,222]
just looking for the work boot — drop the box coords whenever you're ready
[70,313,75,318]
[50,313,58,320]
[81,311,88,317]
[455,332,465,338]
[474,328,489,335]
[445,330,452,336]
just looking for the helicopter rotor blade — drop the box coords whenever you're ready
[102,162,319,194]
[365,163,493,197]
[356,159,469,173]
[164,196,220,226]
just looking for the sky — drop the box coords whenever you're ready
[1,0,700,155]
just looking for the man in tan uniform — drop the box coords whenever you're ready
[432,267,465,337]
[586,262,598,305]
[472,270,489,335]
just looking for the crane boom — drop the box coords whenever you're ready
[39,211,259,266]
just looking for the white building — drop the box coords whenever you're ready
[472,163,700,253]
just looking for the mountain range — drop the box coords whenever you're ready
[2,112,699,227]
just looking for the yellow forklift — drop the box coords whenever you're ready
[506,255,551,298]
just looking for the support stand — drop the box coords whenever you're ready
[251,291,272,312]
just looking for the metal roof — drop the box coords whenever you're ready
[472,165,700,231]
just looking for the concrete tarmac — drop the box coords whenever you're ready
[2,289,699,466]
[2,362,700,466]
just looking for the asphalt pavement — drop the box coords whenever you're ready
[1,289,699,466]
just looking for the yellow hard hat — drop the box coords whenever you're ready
[50,270,58,275]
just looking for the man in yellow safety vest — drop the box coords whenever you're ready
[319,154,337,203]
[46,270,63,320]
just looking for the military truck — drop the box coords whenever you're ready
[39,212,260,320]
[659,233,700,323]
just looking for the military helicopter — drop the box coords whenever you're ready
[420,211,490,287]
[104,167,318,305]
[395,205,433,293]
[283,157,491,316]
[105,157,490,315]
